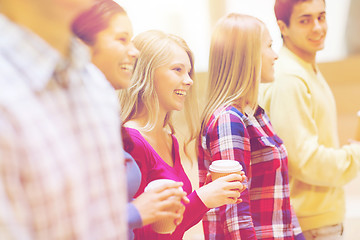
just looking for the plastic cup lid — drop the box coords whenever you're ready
[209,160,243,173]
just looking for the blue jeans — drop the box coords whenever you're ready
[303,223,344,240]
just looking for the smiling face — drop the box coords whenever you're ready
[278,0,327,62]
[90,13,139,89]
[153,44,193,114]
[261,28,278,83]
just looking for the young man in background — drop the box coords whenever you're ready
[260,0,360,239]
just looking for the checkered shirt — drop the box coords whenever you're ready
[198,105,304,240]
[0,14,127,239]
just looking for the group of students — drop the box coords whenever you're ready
[1,0,359,240]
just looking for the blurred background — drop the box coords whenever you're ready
[116,0,360,239]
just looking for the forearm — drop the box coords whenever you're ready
[127,202,142,230]
[171,191,208,238]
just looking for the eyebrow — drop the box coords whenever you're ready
[171,62,191,70]
[298,11,326,18]
[116,32,129,36]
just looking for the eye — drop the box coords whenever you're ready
[299,19,310,24]
[319,14,326,22]
[173,67,182,72]
[117,37,128,43]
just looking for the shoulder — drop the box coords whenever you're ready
[204,106,248,137]
[208,106,246,126]
[124,128,148,149]
[274,48,313,92]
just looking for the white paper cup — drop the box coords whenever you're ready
[209,160,243,180]
[355,111,360,141]
[145,179,183,234]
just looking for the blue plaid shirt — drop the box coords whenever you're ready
[198,105,304,240]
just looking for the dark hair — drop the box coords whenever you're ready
[274,0,325,26]
[73,0,133,152]
[72,0,126,45]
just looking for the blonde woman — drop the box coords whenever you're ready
[119,30,246,240]
[72,2,189,239]
[198,13,305,239]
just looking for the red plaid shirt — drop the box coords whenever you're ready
[198,105,304,240]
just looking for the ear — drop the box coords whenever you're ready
[277,20,288,37]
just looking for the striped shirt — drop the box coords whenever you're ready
[198,105,304,240]
[0,14,127,239]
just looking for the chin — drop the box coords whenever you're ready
[261,76,274,83]
[173,105,185,112]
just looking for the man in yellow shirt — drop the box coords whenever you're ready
[260,0,360,239]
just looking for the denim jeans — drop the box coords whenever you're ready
[303,223,344,240]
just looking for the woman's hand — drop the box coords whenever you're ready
[196,173,247,209]
[132,181,189,226]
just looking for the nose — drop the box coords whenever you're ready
[313,19,322,32]
[273,50,278,60]
[184,73,193,86]
[128,42,139,59]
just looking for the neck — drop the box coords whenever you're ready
[284,41,317,70]
[2,1,73,57]
[131,108,168,136]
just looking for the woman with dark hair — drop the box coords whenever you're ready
[73,1,188,239]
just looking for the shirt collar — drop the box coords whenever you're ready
[0,14,91,91]
[281,46,319,73]
[244,105,265,118]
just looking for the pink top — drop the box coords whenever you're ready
[125,128,208,240]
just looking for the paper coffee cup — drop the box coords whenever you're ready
[209,160,243,180]
[355,110,360,141]
[145,179,183,234]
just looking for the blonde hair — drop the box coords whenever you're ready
[119,30,199,146]
[200,13,265,135]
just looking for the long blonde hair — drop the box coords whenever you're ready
[200,13,265,135]
[119,30,199,146]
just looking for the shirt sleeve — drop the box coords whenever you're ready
[290,205,305,240]
[0,111,31,239]
[127,202,142,230]
[266,75,360,187]
[203,111,257,239]
[170,190,209,239]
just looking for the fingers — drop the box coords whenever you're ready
[240,171,247,182]
[182,195,190,204]
[204,173,212,185]
[220,173,243,182]
[174,205,185,226]
[159,201,184,218]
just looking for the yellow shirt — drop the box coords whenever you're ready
[259,46,360,231]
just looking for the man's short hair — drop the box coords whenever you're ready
[274,0,325,26]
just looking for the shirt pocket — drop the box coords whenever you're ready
[249,136,282,174]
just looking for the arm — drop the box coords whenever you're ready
[170,190,209,239]
[267,76,360,187]
[204,110,256,239]
[172,172,245,239]
[290,205,305,240]
[127,203,142,230]
[0,112,31,239]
